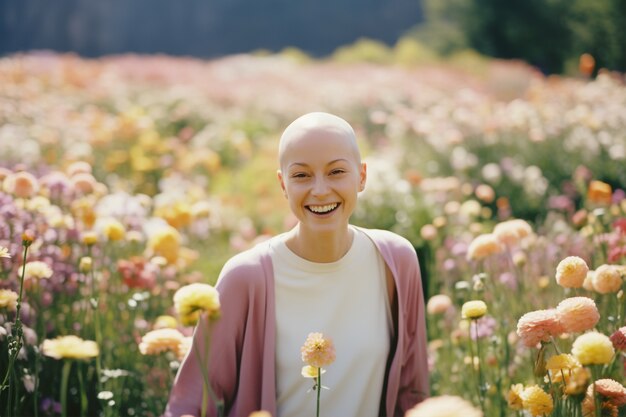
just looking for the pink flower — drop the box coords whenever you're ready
[3,171,39,198]
[301,332,336,369]
[610,327,626,351]
[555,256,588,288]
[516,309,564,348]
[466,234,503,261]
[592,264,623,294]
[493,219,532,246]
[556,297,599,333]
[426,294,453,315]
[587,379,626,407]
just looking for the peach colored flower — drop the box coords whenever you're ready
[610,327,626,351]
[301,332,336,368]
[0,289,18,310]
[555,256,589,288]
[516,309,564,347]
[4,171,39,198]
[71,172,97,194]
[521,385,553,417]
[493,219,532,246]
[475,184,495,203]
[507,384,525,411]
[67,161,93,177]
[581,396,617,417]
[420,224,437,241]
[592,264,623,294]
[404,395,482,417]
[587,180,612,205]
[583,271,595,291]
[138,328,184,356]
[461,300,487,319]
[466,234,503,261]
[564,367,590,395]
[556,297,600,333]
[588,379,626,407]
[572,332,615,365]
[427,294,453,315]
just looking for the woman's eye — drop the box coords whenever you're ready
[292,173,308,178]
[330,169,345,175]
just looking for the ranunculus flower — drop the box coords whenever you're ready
[587,180,612,205]
[4,171,39,198]
[546,353,581,372]
[610,327,626,351]
[427,294,453,315]
[42,336,99,360]
[555,256,589,288]
[301,365,326,379]
[147,225,181,264]
[572,331,615,365]
[588,378,626,407]
[301,332,336,369]
[556,297,600,333]
[521,385,553,417]
[461,300,487,319]
[507,384,524,411]
[405,395,482,417]
[493,219,532,246]
[466,234,503,261]
[173,283,221,326]
[592,264,623,294]
[100,218,126,241]
[154,315,178,329]
[0,289,18,310]
[516,309,564,347]
[23,261,53,280]
[0,246,10,258]
[138,328,184,356]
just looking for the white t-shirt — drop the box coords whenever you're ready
[271,227,392,417]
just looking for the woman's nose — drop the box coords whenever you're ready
[311,177,330,196]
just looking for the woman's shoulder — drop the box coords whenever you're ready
[216,237,275,291]
[355,226,415,254]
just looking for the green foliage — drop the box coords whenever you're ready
[331,38,395,65]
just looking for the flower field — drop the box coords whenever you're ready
[1,51,626,416]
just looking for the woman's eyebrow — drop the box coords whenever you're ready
[288,159,349,169]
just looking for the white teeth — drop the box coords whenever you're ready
[308,203,338,213]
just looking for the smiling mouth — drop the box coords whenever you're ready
[306,203,340,214]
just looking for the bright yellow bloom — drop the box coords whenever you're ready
[521,385,553,417]
[507,384,524,411]
[155,202,193,229]
[0,246,10,258]
[301,332,336,368]
[82,231,98,246]
[0,289,18,310]
[546,353,581,371]
[138,328,184,356]
[79,256,92,273]
[154,315,178,329]
[23,261,53,280]
[461,300,488,319]
[102,218,125,241]
[42,335,99,360]
[147,225,180,264]
[301,365,326,379]
[173,283,220,326]
[572,331,615,365]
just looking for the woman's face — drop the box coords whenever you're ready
[277,126,366,236]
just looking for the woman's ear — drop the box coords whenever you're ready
[359,162,367,192]
[277,169,287,198]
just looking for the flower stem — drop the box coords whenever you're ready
[316,367,321,417]
[473,319,486,413]
[61,361,72,417]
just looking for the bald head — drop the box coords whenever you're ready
[278,112,361,169]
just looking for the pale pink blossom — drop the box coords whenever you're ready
[516,309,564,348]
[556,297,599,333]
[592,264,623,294]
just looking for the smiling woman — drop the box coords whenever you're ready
[164,112,429,417]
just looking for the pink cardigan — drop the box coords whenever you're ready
[164,227,429,417]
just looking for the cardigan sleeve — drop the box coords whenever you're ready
[163,255,255,417]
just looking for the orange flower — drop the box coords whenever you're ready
[587,180,612,205]
[516,309,564,347]
[300,332,336,369]
[556,297,600,333]
[591,264,622,294]
[610,327,626,351]
[589,379,626,407]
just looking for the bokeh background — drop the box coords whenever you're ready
[1,1,626,417]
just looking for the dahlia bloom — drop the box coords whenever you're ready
[572,332,615,365]
[405,395,482,417]
[516,309,564,347]
[610,327,626,351]
[556,297,600,333]
[555,256,589,288]
[466,234,503,261]
[521,385,553,417]
[301,332,336,369]
[42,335,99,360]
[461,300,488,319]
[592,264,623,294]
[173,283,221,326]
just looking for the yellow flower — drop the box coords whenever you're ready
[0,246,10,258]
[79,256,92,273]
[102,218,125,241]
[0,289,18,310]
[587,180,612,205]
[147,225,180,264]
[155,202,193,229]
[173,283,220,326]
[248,412,272,417]
[82,231,98,246]
[301,332,336,368]
[138,328,184,356]
[546,353,581,371]
[521,385,553,417]
[154,315,178,329]
[461,300,487,319]
[301,365,326,379]
[555,256,589,288]
[572,331,615,365]
[42,335,99,360]
[23,261,53,280]
[507,384,525,410]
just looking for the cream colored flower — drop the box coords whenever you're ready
[154,315,178,329]
[493,219,532,246]
[138,328,184,356]
[301,365,326,379]
[592,264,623,294]
[173,283,221,326]
[0,246,10,258]
[427,294,453,315]
[79,256,92,273]
[23,261,53,280]
[42,335,99,360]
[461,300,487,319]
[555,256,589,288]
[405,395,482,417]
[301,332,336,368]
[572,331,615,365]
[0,289,18,310]
[466,234,503,261]
[507,384,525,410]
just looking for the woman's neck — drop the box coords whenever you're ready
[284,225,354,263]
